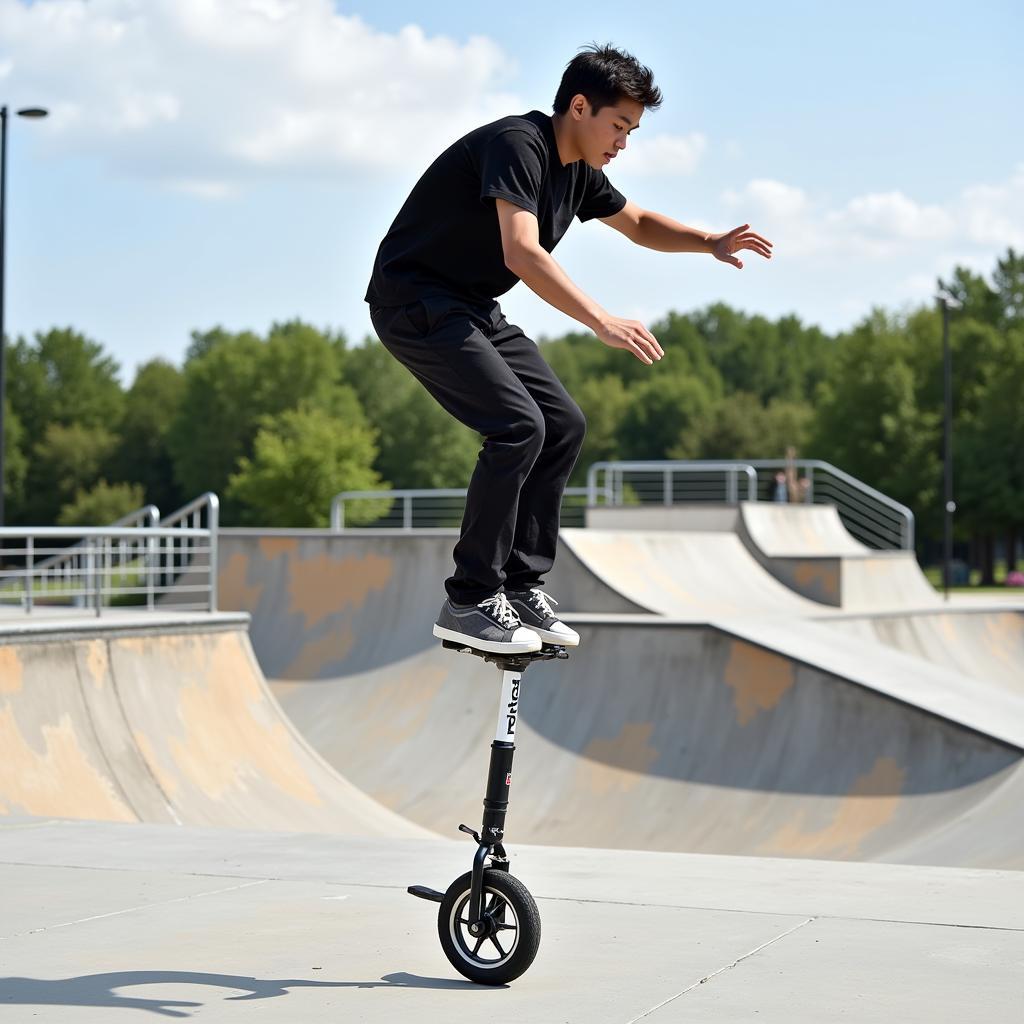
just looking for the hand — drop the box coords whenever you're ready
[711,224,773,269]
[594,315,664,365]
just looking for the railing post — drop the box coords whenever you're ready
[663,467,672,506]
[726,468,737,504]
[26,535,33,613]
[207,493,219,612]
[404,494,413,531]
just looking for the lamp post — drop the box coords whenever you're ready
[936,288,962,601]
[0,104,48,526]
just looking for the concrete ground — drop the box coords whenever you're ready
[2,818,1021,1022]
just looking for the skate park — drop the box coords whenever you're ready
[2,464,1023,1019]
[3,2,1023,1015]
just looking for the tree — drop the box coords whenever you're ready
[57,480,146,526]
[23,423,119,524]
[811,309,940,532]
[226,403,387,527]
[6,327,123,439]
[111,359,186,515]
[690,392,812,461]
[346,339,479,488]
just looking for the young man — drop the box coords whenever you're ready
[366,44,772,656]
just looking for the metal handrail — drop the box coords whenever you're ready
[0,494,220,617]
[331,487,590,532]
[585,461,759,506]
[726,459,915,549]
[160,492,220,611]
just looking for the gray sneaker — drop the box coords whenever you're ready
[506,588,580,647]
[433,593,542,654]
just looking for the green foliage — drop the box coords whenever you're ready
[3,248,1019,547]
[111,359,186,515]
[812,309,941,529]
[57,480,146,526]
[226,403,387,527]
[7,327,123,438]
[23,423,119,524]
[346,339,479,488]
[2,401,27,512]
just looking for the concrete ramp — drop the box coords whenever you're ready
[0,614,428,838]
[738,503,940,609]
[555,528,822,618]
[273,620,1024,867]
[824,610,1024,698]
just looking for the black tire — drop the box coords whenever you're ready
[437,869,541,985]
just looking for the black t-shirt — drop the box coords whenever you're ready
[365,110,627,309]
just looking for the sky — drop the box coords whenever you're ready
[1,0,1022,381]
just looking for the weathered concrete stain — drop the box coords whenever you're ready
[286,552,393,629]
[81,640,110,691]
[0,647,24,694]
[579,723,659,796]
[761,756,907,858]
[218,551,265,612]
[135,631,325,807]
[281,622,354,679]
[792,561,839,603]
[258,537,299,561]
[0,706,135,821]
[724,641,795,726]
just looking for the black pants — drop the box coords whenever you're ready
[369,296,586,605]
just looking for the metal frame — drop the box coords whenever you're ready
[330,486,589,532]
[0,493,220,616]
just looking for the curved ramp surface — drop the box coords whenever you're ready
[738,503,939,610]
[273,621,1024,868]
[740,503,870,557]
[825,610,1024,697]
[0,615,427,838]
[556,528,824,619]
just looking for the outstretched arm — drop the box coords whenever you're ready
[601,200,773,269]
[496,199,663,365]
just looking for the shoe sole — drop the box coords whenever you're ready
[433,623,542,654]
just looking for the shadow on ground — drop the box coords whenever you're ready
[0,970,487,1016]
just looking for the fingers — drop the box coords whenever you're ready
[735,230,773,258]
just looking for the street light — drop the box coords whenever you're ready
[0,104,49,526]
[936,287,962,601]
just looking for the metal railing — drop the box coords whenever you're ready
[589,459,913,550]
[586,461,759,507]
[330,487,590,532]
[0,493,220,615]
[740,459,914,550]
[328,460,913,550]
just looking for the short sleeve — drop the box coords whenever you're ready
[479,129,545,215]
[576,167,627,222]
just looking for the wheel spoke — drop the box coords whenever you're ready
[472,935,485,956]
[489,934,506,958]
[458,917,471,926]
[495,922,517,932]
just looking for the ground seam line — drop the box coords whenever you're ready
[1,878,270,940]
[624,915,817,1023]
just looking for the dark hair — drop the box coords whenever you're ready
[553,43,662,116]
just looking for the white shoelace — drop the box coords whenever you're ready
[479,592,521,629]
[522,588,558,618]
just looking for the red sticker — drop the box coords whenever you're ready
[505,772,512,786]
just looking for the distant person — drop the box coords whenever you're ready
[773,472,788,503]
[797,477,812,503]
[366,44,773,655]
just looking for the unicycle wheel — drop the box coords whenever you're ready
[437,869,541,985]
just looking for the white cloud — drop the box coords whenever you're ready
[721,166,1024,261]
[0,0,521,192]
[614,131,707,178]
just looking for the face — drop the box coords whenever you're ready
[567,94,644,170]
